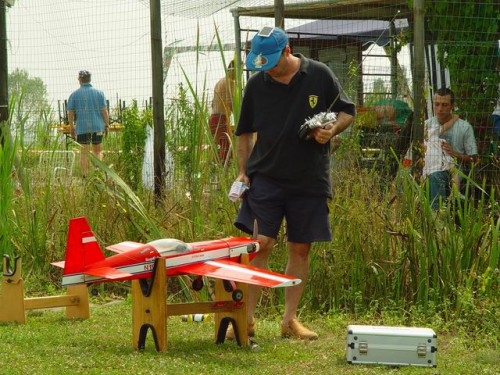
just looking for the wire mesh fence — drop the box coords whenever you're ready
[5,0,499,198]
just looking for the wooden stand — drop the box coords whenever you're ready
[131,254,250,352]
[0,255,89,323]
[132,257,167,352]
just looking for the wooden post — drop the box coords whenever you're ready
[0,256,26,323]
[0,0,9,144]
[214,253,249,347]
[65,285,90,319]
[130,254,250,351]
[411,0,426,179]
[132,257,166,352]
[150,0,166,203]
[274,0,285,29]
[0,255,90,323]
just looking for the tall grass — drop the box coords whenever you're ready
[306,154,498,331]
[162,34,242,242]
[0,123,16,260]
[4,109,498,331]
[2,53,497,333]
[118,100,150,191]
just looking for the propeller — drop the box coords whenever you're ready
[252,219,259,240]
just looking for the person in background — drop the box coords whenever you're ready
[372,99,413,179]
[422,118,456,209]
[491,84,500,138]
[67,70,109,177]
[210,61,236,165]
[425,87,478,209]
[230,27,355,340]
[374,98,413,135]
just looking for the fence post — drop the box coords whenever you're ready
[411,0,426,180]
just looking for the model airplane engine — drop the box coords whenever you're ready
[246,243,258,254]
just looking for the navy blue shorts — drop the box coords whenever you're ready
[234,174,332,243]
[76,132,103,145]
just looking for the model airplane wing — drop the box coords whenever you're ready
[176,259,301,288]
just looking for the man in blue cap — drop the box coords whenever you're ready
[230,27,356,340]
[67,70,110,177]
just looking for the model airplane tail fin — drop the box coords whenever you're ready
[57,217,105,275]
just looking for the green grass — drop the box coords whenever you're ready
[0,299,498,375]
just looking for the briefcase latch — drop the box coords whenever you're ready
[417,344,427,357]
[359,342,368,354]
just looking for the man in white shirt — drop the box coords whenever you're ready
[425,88,478,209]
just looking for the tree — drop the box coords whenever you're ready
[8,68,51,140]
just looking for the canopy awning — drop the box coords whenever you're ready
[286,18,409,46]
[233,0,412,21]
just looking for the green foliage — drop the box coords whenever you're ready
[166,83,199,185]
[344,60,360,105]
[119,100,149,190]
[165,75,237,240]
[306,160,498,329]
[3,115,498,329]
[0,129,16,259]
[426,1,498,128]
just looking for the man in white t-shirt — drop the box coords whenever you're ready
[425,88,478,209]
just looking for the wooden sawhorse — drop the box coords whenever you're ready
[132,255,250,352]
[0,255,89,323]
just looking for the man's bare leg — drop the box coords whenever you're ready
[280,242,318,340]
[92,143,102,160]
[282,242,310,323]
[226,234,275,340]
[246,235,276,320]
[80,144,90,176]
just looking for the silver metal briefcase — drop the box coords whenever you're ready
[346,325,437,367]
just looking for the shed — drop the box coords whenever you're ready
[232,0,412,105]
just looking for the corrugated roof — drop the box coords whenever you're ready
[234,0,411,21]
[159,0,411,21]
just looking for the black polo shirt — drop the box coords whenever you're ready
[236,54,355,197]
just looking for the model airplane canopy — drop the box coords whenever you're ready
[52,217,301,291]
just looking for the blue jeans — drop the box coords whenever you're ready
[492,114,500,138]
[428,170,451,210]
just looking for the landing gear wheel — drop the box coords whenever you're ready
[192,277,204,291]
[232,289,243,302]
[91,288,99,297]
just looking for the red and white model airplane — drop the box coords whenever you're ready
[52,217,300,300]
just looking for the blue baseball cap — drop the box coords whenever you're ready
[246,27,288,71]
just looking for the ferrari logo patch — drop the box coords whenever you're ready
[309,95,318,109]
